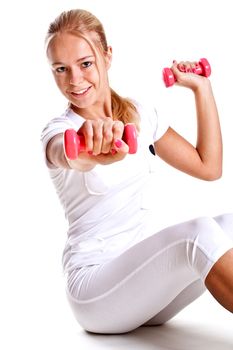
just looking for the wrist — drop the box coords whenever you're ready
[67,154,97,172]
[191,77,212,94]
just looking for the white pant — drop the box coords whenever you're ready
[66,214,233,334]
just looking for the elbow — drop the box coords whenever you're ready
[203,167,223,181]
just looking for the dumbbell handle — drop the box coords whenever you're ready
[163,58,211,88]
[64,123,138,160]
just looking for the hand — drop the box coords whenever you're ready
[171,60,210,91]
[76,118,129,165]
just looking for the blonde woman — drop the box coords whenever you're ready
[41,9,233,334]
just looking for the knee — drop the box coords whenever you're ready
[190,216,219,237]
[190,216,233,248]
[214,213,233,239]
[187,217,222,272]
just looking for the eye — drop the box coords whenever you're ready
[55,66,67,73]
[81,61,93,69]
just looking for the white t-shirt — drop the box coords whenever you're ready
[41,100,169,272]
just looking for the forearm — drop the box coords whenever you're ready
[194,79,222,177]
[46,133,96,171]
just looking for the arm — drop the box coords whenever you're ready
[155,61,222,181]
[46,133,96,171]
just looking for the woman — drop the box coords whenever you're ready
[41,9,233,334]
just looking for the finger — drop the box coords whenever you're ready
[113,138,129,155]
[111,121,125,153]
[176,61,186,72]
[179,61,196,73]
[172,60,194,80]
[112,120,124,141]
[170,62,182,83]
[191,61,201,74]
[92,120,104,155]
[113,121,129,154]
[79,120,94,154]
[191,61,198,70]
[101,119,114,154]
[184,61,193,73]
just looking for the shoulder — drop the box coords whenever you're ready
[131,98,162,134]
[130,97,170,143]
[40,108,86,145]
[42,108,85,131]
[128,97,159,126]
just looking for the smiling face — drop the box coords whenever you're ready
[47,32,112,113]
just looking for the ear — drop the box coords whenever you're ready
[105,46,112,69]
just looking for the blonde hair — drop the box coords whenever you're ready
[46,9,140,129]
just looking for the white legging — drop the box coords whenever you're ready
[66,213,233,334]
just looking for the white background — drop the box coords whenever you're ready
[1,0,233,349]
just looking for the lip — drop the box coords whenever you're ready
[70,86,92,98]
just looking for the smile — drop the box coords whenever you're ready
[70,86,92,97]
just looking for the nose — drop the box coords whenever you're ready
[69,67,84,85]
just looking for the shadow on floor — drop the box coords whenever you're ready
[78,319,233,350]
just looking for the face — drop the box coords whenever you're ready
[47,32,112,111]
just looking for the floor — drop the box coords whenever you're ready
[67,295,233,350]
[2,284,232,350]
[19,290,231,350]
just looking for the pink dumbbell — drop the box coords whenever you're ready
[162,58,211,87]
[64,123,138,160]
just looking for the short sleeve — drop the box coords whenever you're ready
[153,108,170,142]
[134,100,169,143]
[41,116,76,152]
[40,109,85,168]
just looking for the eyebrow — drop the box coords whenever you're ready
[52,55,95,66]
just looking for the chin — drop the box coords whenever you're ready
[70,100,92,112]
[72,95,97,110]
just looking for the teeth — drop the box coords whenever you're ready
[75,88,88,95]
